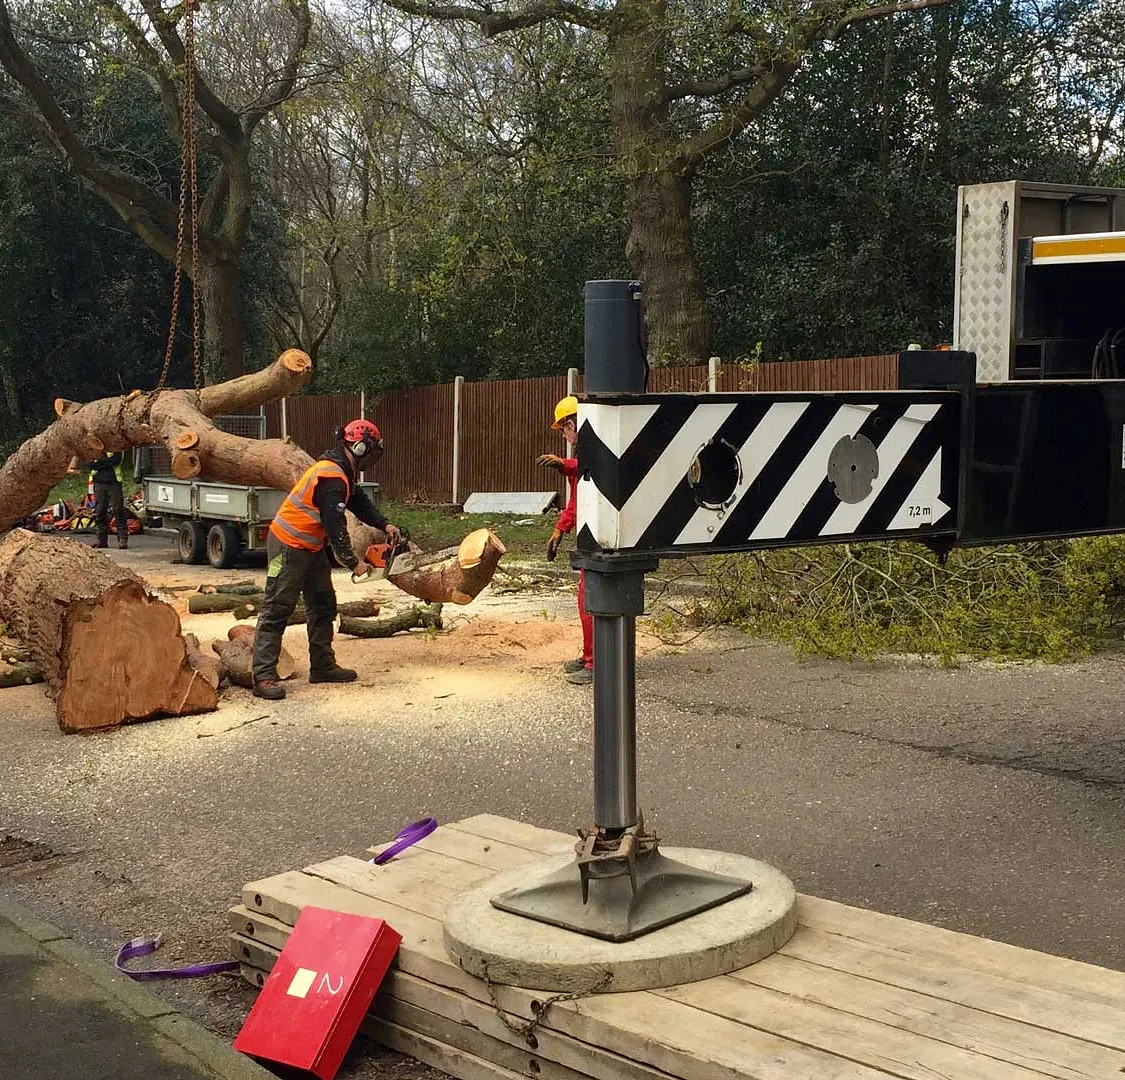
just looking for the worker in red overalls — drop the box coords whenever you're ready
[537,396,593,685]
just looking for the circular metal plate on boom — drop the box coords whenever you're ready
[826,434,879,503]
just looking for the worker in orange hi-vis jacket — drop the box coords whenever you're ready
[537,395,593,685]
[252,419,402,702]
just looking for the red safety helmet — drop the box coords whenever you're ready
[337,418,383,458]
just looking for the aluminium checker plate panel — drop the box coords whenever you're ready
[954,181,1018,384]
[575,391,960,558]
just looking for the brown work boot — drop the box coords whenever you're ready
[562,657,586,673]
[94,539,108,549]
[309,666,358,684]
[565,666,594,686]
[118,537,128,550]
[252,680,286,701]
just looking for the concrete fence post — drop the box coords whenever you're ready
[280,397,288,441]
[567,367,579,396]
[708,356,720,393]
[359,389,367,482]
[452,375,465,506]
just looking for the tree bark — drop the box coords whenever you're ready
[622,166,712,366]
[608,7,712,366]
[188,593,260,615]
[231,598,381,624]
[214,625,295,687]
[183,632,223,691]
[385,529,506,605]
[197,582,260,595]
[198,254,245,380]
[0,530,218,732]
[338,604,442,637]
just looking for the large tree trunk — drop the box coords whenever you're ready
[0,531,218,732]
[609,9,712,366]
[197,254,245,381]
[623,166,712,366]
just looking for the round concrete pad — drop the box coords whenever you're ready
[443,848,797,993]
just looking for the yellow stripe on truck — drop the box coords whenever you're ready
[1032,234,1125,263]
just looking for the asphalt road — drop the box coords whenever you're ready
[1,534,1124,1077]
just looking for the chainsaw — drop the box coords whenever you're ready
[351,537,419,582]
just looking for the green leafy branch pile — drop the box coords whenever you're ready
[699,536,1125,664]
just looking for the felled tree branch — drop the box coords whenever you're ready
[0,349,313,533]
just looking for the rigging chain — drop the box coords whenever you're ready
[151,0,202,415]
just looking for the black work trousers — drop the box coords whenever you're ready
[252,533,338,684]
[93,482,127,544]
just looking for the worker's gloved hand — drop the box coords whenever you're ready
[536,454,565,474]
[546,528,563,562]
[351,560,372,582]
[383,523,403,545]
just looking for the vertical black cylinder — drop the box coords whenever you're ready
[584,280,648,393]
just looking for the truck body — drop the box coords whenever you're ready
[142,476,380,568]
[954,180,1125,382]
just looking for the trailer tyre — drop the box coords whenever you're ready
[178,521,207,565]
[207,523,241,569]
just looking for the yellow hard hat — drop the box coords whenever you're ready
[551,395,578,429]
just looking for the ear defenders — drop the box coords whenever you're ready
[336,420,383,460]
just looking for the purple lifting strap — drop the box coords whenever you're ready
[116,817,439,979]
[115,934,239,981]
[370,817,438,865]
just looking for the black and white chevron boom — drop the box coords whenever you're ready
[575,392,960,556]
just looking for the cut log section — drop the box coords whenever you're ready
[387,529,506,605]
[0,531,218,732]
[188,593,263,616]
[196,582,259,595]
[338,604,442,638]
[213,625,295,687]
[188,592,381,622]
[233,597,381,624]
[183,632,223,691]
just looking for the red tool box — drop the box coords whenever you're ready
[233,906,402,1080]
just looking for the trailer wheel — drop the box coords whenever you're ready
[207,523,241,569]
[178,521,207,565]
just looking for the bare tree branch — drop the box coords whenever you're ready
[136,0,243,141]
[96,0,182,138]
[826,0,952,39]
[382,0,610,36]
[663,65,767,104]
[673,0,952,174]
[241,0,314,132]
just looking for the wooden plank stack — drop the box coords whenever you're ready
[230,815,1125,1080]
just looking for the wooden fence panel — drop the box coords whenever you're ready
[368,384,454,503]
[460,375,570,506]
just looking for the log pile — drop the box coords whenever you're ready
[0,531,218,732]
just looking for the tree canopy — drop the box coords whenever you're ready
[1,0,1123,430]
